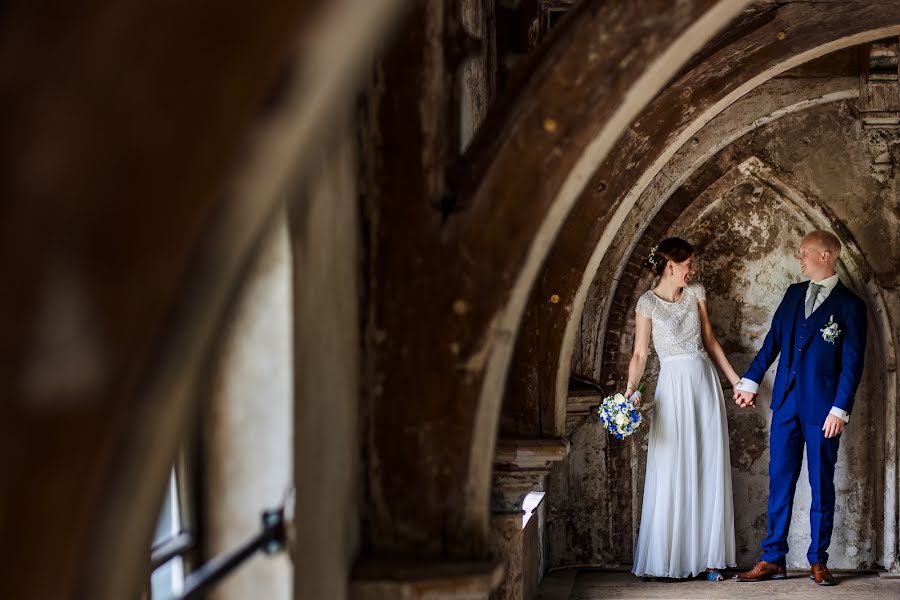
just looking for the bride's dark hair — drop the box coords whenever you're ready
[643,237,694,276]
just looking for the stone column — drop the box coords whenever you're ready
[291,113,361,600]
[490,439,569,600]
[489,513,523,600]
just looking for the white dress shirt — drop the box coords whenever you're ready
[736,273,850,423]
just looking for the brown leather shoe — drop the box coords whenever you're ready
[734,560,787,582]
[810,563,835,586]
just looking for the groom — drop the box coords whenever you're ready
[733,230,867,586]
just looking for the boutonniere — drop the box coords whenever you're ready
[820,315,841,344]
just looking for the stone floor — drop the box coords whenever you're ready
[536,569,900,600]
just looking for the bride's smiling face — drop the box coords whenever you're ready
[667,255,695,287]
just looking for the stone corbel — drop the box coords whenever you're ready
[862,121,900,183]
[491,438,570,512]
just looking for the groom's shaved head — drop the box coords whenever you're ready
[803,230,841,259]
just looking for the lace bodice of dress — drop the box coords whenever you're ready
[636,283,707,359]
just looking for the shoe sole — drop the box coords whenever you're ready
[809,575,835,586]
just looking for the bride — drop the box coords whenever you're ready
[625,237,739,581]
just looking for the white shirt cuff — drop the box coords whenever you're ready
[735,378,759,394]
[829,406,850,423]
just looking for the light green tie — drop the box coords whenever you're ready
[805,283,822,318]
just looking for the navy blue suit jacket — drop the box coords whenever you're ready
[744,280,867,425]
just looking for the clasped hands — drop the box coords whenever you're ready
[733,388,756,408]
[732,387,845,438]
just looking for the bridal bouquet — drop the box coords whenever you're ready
[594,383,645,439]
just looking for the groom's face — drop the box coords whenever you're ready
[797,238,829,280]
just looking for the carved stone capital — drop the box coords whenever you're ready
[491,438,568,512]
[861,121,900,183]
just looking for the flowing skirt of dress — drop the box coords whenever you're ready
[631,353,736,578]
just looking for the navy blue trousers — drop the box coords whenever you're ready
[760,386,841,566]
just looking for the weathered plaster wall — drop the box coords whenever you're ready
[546,413,633,567]
[553,99,894,570]
[753,103,900,286]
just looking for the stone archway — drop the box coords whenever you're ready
[586,95,900,568]
[499,3,900,451]
[578,76,860,386]
[360,0,749,569]
[553,9,900,428]
[0,0,753,596]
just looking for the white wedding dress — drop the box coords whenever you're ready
[631,283,736,578]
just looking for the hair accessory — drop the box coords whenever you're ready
[647,244,659,268]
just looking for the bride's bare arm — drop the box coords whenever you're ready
[698,301,741,387]
[626,312,652,398]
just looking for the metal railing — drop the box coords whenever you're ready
[150,506,286,600]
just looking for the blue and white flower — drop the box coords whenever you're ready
[820,315,841,345]
[595,388,644,439]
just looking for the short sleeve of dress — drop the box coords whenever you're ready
[691,282,706,302]
[635,292,654,320]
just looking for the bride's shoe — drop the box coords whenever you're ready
[700,568,724,581]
